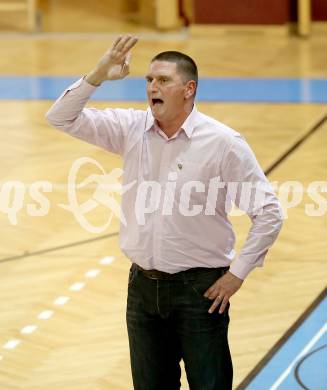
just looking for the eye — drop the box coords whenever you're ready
[145,77,152,83]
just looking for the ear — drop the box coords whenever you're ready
[184,80,196,99]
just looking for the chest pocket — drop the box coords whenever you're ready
[172,160,215,206]
[175,161,212,183]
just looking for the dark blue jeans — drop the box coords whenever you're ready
[126,264,233,390]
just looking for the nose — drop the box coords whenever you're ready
[148,79,158,93]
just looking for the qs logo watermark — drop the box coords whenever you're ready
[58,157,136,233]
[0,157,326,233]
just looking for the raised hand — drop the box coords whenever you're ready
[86,34,138,86]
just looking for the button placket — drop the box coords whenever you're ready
[152,142,172,267]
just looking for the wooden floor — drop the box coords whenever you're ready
[0,8,327,390]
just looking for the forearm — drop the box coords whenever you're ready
[229,200,284,279]
[44,78,116,150]
[45,76,130,154]
[85,69,106,87]
[45,77,97,129]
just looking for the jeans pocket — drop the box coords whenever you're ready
[190,273,217,299]
[190,269,231,321]
[190,269,227,299]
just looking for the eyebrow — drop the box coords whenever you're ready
[145,74,172,80]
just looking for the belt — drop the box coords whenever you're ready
[135,264,229,281]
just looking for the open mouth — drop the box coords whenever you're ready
[152,98,164,106]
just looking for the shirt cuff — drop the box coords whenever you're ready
[229,258,255,280]
[69,76,98,93]
[57,76,97,101]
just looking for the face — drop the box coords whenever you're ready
[146,60,195,123]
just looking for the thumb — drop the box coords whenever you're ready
[125,52,132,65]
[120,53,132,78]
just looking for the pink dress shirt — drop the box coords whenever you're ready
[46,78,283,280]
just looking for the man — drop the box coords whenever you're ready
[46,34,283,390]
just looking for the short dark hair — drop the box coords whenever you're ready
[151,51,198,86]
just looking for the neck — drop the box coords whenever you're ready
[158,104,193,138]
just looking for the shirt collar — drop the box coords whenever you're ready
[145,105,199,139]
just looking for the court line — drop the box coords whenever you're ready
[0,232,118,264]
[265,114,327,175]
[236,288,327,389]
[270,321,327,389]
[0,256,115,363]
[294,344,327,389]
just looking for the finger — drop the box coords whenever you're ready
[112,36,137,64]
[203,289,211,298]
[219,296,229,314]
[108,38,133,65]
[208,294,223,313]
[112,35,123,49]
[122,36,138,54]
[203,283,218,298]
[205,287,221,300]
[115,34,133,52]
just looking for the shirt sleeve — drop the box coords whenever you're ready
[221,134,284,280]
[45,77,131,155]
